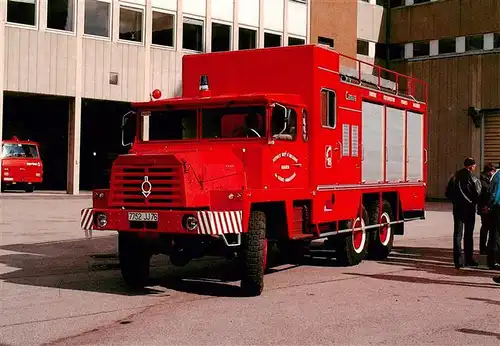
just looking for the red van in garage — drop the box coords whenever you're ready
[1,137,43,192]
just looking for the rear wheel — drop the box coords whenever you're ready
[240,210,267,296]
[367,199,394,260]
[334,207,369,266]
[118,232,152,289]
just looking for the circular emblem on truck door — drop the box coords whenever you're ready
[272,152,300,183]
[141,176,152,198]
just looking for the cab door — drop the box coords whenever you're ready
[267,103,309,190]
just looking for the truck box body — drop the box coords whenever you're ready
[182,45,427,225]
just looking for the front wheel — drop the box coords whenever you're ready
[118,232,152,289]
[240,210,267,296]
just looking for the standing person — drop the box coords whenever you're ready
[478,163,497,255]
[445,157,482,269]
[486,164,500,269]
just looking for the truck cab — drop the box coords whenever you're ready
[1,137,43,192]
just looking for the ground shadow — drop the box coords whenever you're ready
[2,235,499,298]
[466,297,500,306]
[457,328,500,340]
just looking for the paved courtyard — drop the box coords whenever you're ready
[0,194,499,345]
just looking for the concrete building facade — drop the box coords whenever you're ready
[0,0,310,194]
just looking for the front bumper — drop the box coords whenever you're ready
[80,208,243,238]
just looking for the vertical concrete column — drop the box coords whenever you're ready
[67,0,85,194]
[405,0,414,5]
[205,0,212,53]
[282,0,288,46]
[67,98,82,194]
[306,0,311,44]
[233,0,239,50]
[38,0,48,31]
[456,37,465,53]
[258,0,264,47]
[404,42,413,59]
[176,0,183,53]
[142,0,153,141]
[0,0,5,180]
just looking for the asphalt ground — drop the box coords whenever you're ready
[0,194,499,345]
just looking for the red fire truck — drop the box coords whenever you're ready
[1,136,43,192]
[81,45,428,296]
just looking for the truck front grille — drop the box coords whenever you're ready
[110,165,183,208]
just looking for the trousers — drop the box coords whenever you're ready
[488,206,500,266]
[480,213,493,252]
[453,206,475,265]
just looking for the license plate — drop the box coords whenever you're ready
[127,212,159,222]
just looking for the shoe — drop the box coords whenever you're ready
[493,276,500,284]
[454,262,462,269]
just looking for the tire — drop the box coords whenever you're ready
[240,210,268,296]
[334,207,369,266]
[118,232,152,289]
[25,185,34,193]
[366,199,394,260]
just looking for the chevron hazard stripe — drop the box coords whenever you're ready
[196,210,243,235]
[81,208,93,239]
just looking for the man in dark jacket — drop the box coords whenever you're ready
[478,163,497,255]
[445,157,482,269]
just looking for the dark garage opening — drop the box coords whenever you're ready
[80,99,132,191]
[3,92,69,191]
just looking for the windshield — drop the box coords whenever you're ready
[2,143,39,158]
[146,105,267,141]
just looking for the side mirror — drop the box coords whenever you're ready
[121,111,136,147]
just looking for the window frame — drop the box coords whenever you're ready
[151,8,176,50]
[263,30,282,48]
[211,20,233,52]
[302,109,308,142]
[45,0,77,35]
[118,3,146,45]
[320,88,337,130]
[6,0,39,30]
[83,0,113,41]
[182,15,205,53]
[238,25,258,50]
[288,35,306,46]
[271,104,298,142]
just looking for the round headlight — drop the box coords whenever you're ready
[96,213,108,228]
[184,216,199,231]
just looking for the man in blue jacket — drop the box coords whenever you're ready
[486,165,500,269]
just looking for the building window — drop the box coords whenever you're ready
[357,40,369,56]
[47,0,75,32]
[413,41,430,57]
[183,17,204,52]
[7,0,37,26]
[288,37,305,46]
[264,32,281,48]
[212,22,231,52]
[466,35,484,51]
[239,27,256,50]
[414,0,431,4]
[318,36,334,48]
[376,0,387,5]
[119,6,143,43]
[389,44,404,60]
[438,38,456,54]
[388,0,404,7]
[84,0,111,38]
[494,33,500,49]
[321,89,336,128]
[152,11,175,47]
